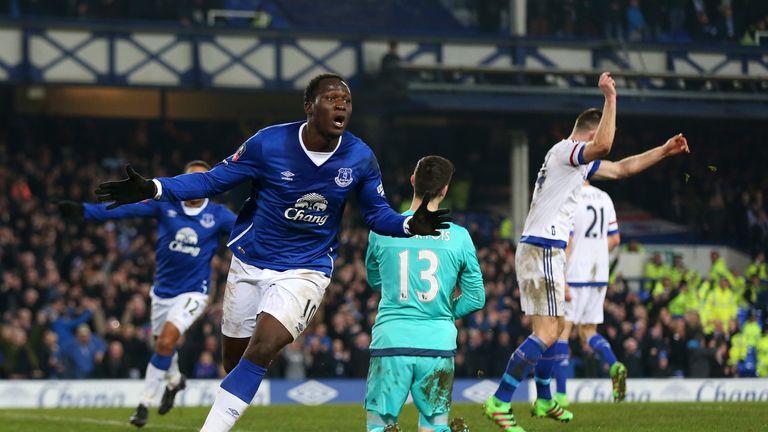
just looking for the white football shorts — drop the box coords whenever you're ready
[564,285,607,324]
[515,242,566,317]
[150,289,209,336]
[222,255,330,340]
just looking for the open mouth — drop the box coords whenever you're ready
[332,115,345,128]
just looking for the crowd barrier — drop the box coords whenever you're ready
[0,378,765,409]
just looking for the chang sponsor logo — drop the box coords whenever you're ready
[696,380,768,401]
[169,227,201,256]
[284,193,329,226]
[38,382,127,408]
[572,380,650,402]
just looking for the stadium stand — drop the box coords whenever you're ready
[1,115,766,382]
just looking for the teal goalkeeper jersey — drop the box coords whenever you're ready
[366,212,485,356]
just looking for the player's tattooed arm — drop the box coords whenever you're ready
[592,133,689,181]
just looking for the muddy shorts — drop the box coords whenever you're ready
[364,355,454,418]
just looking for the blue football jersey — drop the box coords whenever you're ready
[83,199,237,298]
[155,121,409,276]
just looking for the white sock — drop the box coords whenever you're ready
[200,388,250,432]
[141,363,167,407]
[166,352,181,388]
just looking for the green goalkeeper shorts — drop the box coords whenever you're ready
[364,355,454,418]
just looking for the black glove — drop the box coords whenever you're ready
[408,192,451,236]
[56,200,84,219]
[95,165,156,210]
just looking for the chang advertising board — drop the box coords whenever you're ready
[0,378,765,408]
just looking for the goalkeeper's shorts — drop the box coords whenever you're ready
[364,355,454,418]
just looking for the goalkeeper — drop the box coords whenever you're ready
[364,156,486,432]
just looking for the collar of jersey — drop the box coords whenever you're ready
[181,198,209,216]
[298,122,342,167]
[403,210,415,216]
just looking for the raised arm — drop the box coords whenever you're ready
[582,72,617,163]
[592,133,690,181]
[453,233,486,318]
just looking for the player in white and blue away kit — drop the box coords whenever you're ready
[365,156,485,432]
[57,160,236,428]
[94,74,451,432]
[483,72,691,432]
[551,182,624,408]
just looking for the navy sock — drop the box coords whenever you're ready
[534,343,558,400]
[221,358,268,404]
[149,350,174,371]
[553,339,569,394]
[588,334,617,367]
[494,335,547,402]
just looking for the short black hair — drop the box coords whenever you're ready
[304,73,347,104]
[184,160,211,173]
[413,155,455,199]
[574,108,602,133]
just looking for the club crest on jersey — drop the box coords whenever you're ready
[284,193,329,226]
[334,168,353,187]
[232,143,246,162]
[200,213,215,228]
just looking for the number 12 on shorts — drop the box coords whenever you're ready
[398,249,440,303]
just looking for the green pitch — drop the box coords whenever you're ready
[1,402,766,431]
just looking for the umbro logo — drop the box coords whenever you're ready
[281,171,295,181]
[227,408,240,418]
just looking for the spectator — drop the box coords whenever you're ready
[58,324,106,378]
[251,4,272,28]
[281,340,307,380]
[348,332,371,378]
[626,0,648,41]
[1,326,40,378]
[644,252,669,292]
[194,352,220,379]
[97,340,130,378]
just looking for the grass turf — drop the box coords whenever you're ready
[1,402,766,431]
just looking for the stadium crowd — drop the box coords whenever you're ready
[1,117,766,383]
[3,1,768,45]
[526,0,768,45]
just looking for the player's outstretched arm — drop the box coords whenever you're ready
[592,133,690,181]
[95,165,157,209]
[56,200,85,219]
[83,200,159,220]
[582,72,617,163]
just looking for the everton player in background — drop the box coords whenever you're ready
[57,160,236,427]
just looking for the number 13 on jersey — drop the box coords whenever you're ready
[398,249,440,302]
